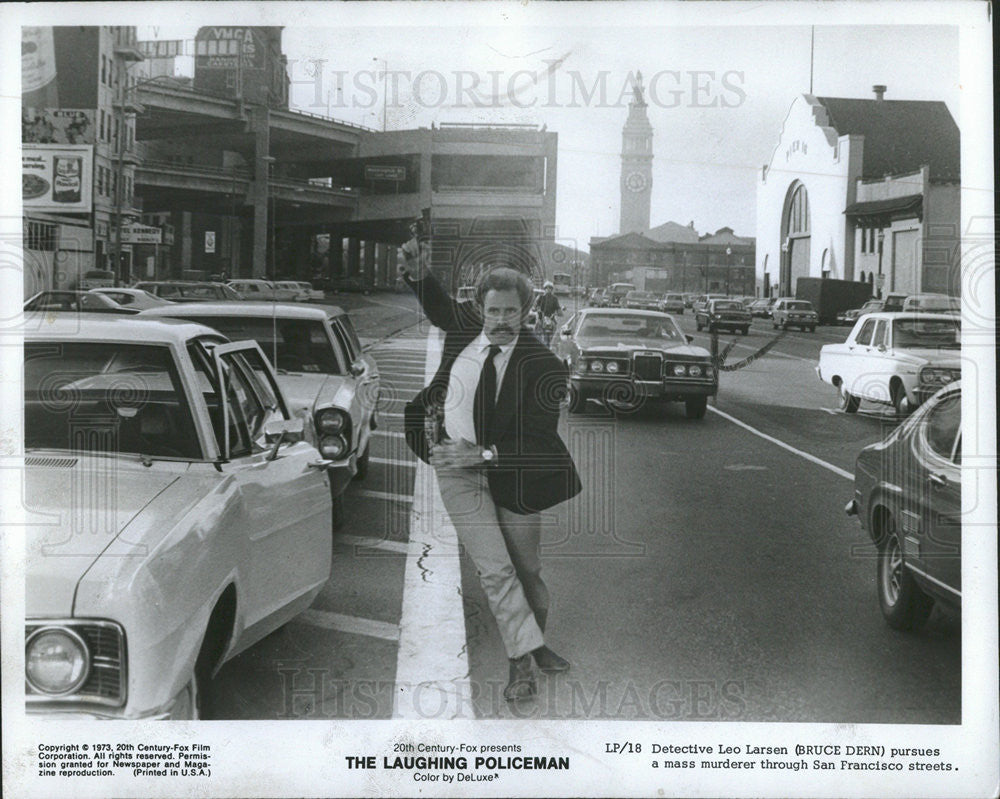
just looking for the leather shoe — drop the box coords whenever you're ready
[532,645,570,674]
[503,654,537,702]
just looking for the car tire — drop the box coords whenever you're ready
[354,440,370,481]
[839,383,860,413]
[684,396,708,419]
[877,518,934,631]
[695,319,703,331]
[741,327,749,335]
[891,383,910,417]
[807,326,815,333]
[567,383,586,414]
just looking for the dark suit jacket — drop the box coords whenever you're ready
[404,272,582,515]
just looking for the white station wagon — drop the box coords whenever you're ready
[816,311,961,415]
[226,278,299,302]
[24,314,333,718]
[140,302,380,524]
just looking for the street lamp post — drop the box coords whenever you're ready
[725,246,732,295]
[876,228,885,298]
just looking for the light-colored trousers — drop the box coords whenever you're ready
[435,466,547,659]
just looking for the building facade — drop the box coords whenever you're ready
[756,88,960,298]
[589,222,755,295]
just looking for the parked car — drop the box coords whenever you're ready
[846,381,961,630]
[134,281,242,302]
[657,293,686,314]
[140,302,380,523]
[89,287,175,310]
[771,298,818,331]
[227,278,299,302]
[682,293,699,309]
[274,280,324,301]
[816,311,961,416]
[738,296,756,308]
[881,292,908,313]
[23,313,332,719]
[837,298,883,326]
[23,290,137,314]
[695,298,752,335]
[902,293,961,314]
[747,298,773,318]
[556,308,717,418]
[623,290,661,311]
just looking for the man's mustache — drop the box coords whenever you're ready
[490,323,515,333]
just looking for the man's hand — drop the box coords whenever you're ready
[429,437,486,470]
[398,236,431,281]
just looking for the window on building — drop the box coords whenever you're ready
[113,172,118,202]
[96,166,104,196]
[113,118,119,152]
[788,184,810,234]
[860,226,867,253]
[870,228,877,253]
[25,221,57,251]
[101,54,107,85]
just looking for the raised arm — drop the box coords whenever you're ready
[399,238,480,332]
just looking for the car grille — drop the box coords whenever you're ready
[633,352,663,381]
[26,620,126,707]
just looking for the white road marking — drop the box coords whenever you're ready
[708,406,854,480]
[393,327,473,720]
[376,411,404,418]
[337,533,412,554]
[369,455,414,467]
[297,609,400,642]
[373,430,406,439]
[354,489,414,504]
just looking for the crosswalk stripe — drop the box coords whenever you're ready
[297,609,400,642]
[393,327,473,720]
[369,455,415,467]
[355,489,413,503]
[373,430,406,439]
[337,533,412,554]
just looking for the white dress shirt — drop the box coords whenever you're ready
[444,332,517,444]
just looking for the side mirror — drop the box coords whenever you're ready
[349,360,365,377]
[686,335,694,343]
[265,417,305,445]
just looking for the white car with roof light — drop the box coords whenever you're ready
[140,302,380,525]
[24,313,332,719]
[816,311,961,416]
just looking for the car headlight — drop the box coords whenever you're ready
[25,627,89,695]
[672,364,687,376]
[688,364,703,377]
[606,361,620,374]
[590,360,605,372]
[919,367,959,385]
[320,435,348,459]
[316,407,348,434]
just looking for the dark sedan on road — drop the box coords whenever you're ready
[694,298,751,335]
[846,381,961,630]
[837,298,883,326]
[657,293,686,314]
[747,298,773,318]
[624,290,661,311]
[556,308,718,418]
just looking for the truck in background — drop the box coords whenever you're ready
[795,277,873,325]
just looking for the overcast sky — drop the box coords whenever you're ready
[136,10,962,251]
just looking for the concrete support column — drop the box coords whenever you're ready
[180,211,192,275]
[328,235,344,278]
[250,105,271,278]
[363,239,376,289]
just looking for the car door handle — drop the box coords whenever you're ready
[929,472,948,487]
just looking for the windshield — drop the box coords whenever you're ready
[579,314,684,342]
[24,342,201,459]
[909,297,960,312]
[786,301,813,310]
[892,318,960,349]
[179,316,343,374]
[712,301,743,311]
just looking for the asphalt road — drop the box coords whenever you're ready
[209,295,960,723]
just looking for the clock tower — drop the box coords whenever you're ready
[619,71,653,234]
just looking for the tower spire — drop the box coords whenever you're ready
[619,69,653,234]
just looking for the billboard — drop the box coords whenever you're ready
[22,144,94,212]
[21,26,99,110]
[22,108,96,144]
[193,26,286,108]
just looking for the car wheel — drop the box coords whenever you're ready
[807,326,815,333]
[684,396,708,419]
[741,327,749,336]
[877,517,934,630]
[696,319,703,331]
[567,383,586,414]
[354,440,370,481]
[839,383,860,413]
[891,383,910,417]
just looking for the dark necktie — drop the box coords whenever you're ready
[473,344,501,446]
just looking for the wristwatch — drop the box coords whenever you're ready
[481,445,498,464]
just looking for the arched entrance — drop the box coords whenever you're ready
[779,181,810,296]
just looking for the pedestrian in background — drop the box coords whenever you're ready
[399,236,581,702]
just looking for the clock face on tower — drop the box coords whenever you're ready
[625,171,649,193]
